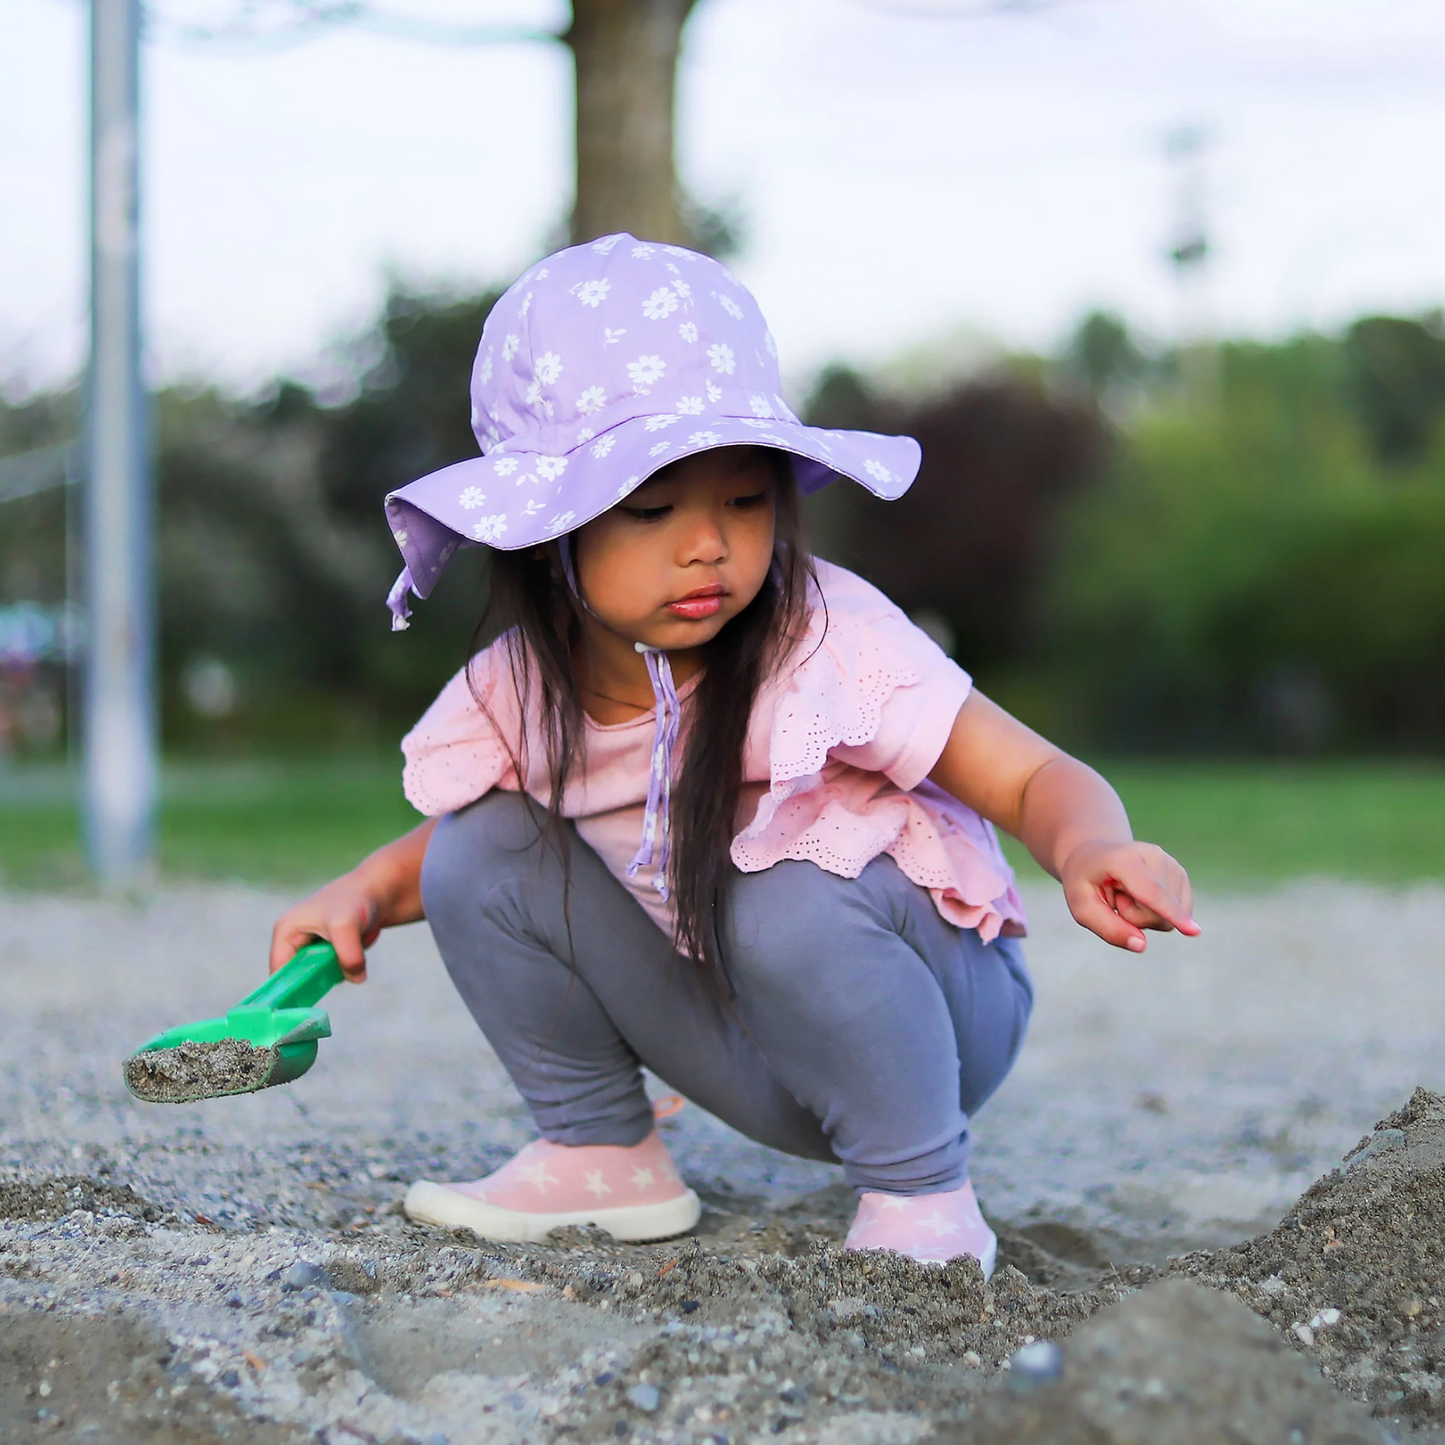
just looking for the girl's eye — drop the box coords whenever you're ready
[620,504,672,522]
[729,490,770,510]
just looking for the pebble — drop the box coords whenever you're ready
[627,1383,662,1413]
[1008,1339,1064,1394]
[282,1261,329,1291]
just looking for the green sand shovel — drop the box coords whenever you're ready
[122,941,345,1104]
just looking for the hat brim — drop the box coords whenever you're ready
[385,413,920,600]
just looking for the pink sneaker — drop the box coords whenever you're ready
[402,1130,701,1244]
[843,1178,998,1278]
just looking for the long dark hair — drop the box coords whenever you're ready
[468,449,816,987]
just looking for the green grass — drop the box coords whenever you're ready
[3,758,1445,892]
[0,759,419,891]
[999,760,1445,888]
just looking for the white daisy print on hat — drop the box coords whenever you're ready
[642,288,679,320]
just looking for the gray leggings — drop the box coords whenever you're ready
[420,791,1032,1194]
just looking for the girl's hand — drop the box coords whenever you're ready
[269,871,383,983]
[1059,839,1199,953]
[267,818,438,983]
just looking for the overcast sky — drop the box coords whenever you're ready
[3,0,1443,396]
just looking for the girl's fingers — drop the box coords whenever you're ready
[1065,845,1201,952]
[1065,882,1149,953]
[269,924,314,974]
[1110,857,1199,936]
[1114,893,1168,929]
[268,913,370,981]
[329,921,369,982]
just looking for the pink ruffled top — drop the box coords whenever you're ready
[401,560,1027,943]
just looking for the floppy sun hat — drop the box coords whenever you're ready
[383,232,922,627]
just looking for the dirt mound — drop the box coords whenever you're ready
[0,1175,167,1225]
[0,1303,309,1443]
[943,1278,1388,1445]
[1176,1086,1445,1425]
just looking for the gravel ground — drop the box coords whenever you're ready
[3,878,1444,1443]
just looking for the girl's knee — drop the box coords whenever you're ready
[420,792,547,922]
[722,861,867,987]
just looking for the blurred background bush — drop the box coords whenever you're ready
[5,291,1445,765]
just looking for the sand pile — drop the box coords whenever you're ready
[123,1038,280,1103]
[945,1279,1389,1444]
[1176,1086,1445,1428]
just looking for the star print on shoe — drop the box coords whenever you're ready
[402,1130,701,1244]
[843,1178,998,1278]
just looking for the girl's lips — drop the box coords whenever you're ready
[666,594,724,620]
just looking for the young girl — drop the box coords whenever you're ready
[271,234,1197,1278]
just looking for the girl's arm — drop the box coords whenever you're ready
[268,817,439,982]
[929,692,1199,952]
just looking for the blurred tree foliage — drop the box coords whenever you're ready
[1343,313,1445,465]
[803,365,1106,673]
[0,390,74,608]
[152,282,501,749]
[6,294,1445,757]
[1040,331,1445,753]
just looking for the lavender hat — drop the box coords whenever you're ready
[384,233,921,626]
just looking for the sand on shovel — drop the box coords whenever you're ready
[122,1037,280,1103]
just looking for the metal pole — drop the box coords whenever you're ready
[85,0,156,886]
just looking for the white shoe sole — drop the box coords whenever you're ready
[976,1228,998,1282]
[402,1179,703,1244]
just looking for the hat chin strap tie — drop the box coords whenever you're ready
[387,566,416,631]
[626,642,680,899]
[558,534,678,897]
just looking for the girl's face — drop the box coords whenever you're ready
[573,446,779,653]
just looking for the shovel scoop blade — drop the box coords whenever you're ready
[122,943,343,1104]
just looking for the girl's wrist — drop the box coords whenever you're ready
[350,824,431,928]
[1056,834,1134,882]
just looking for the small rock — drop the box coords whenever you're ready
[281,1261,328,1292]
[1008,1340,1064,1394]
[627,1382,661,1413]
[225,1294,243,1309]
[219,1369,240,1389]
[681,1299,700,1313]
[778,1381,807,1408]
[1346,1128,1406,1169]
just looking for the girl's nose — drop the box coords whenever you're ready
[678,507,728,564]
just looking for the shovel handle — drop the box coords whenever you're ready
[234,940,345,1013]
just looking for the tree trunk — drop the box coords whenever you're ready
[565,0,698,246]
